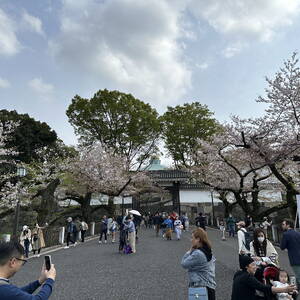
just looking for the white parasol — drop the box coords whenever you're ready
[129,209,141,216]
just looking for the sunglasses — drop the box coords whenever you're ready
[13,257,28,266]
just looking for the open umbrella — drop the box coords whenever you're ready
[129,209,141,216]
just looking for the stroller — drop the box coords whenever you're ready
[254,264,279,300]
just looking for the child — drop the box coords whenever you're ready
[219,220,226,241]
[271,270,297,300]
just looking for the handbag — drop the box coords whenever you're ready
[123,245,132,254]
[188,287,208,300]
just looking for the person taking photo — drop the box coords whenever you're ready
[0,241,56,299]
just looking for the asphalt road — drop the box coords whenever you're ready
[12,227,293,300]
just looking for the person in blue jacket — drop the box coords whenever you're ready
[280,219,300,292]
[0,241,56,299]
[163,216,173,240]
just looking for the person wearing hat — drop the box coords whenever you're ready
[64,217,76,249]
[231,256,297,300]
[19,225,31,258]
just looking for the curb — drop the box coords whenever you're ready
[27,235,99,259]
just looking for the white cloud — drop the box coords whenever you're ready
[28,78,54,101]
[189,0,300,42]
[222,42,246,58]
[196,63,209,70]
[50,0,191,107]
[0,77,11,88]
[22,11,45,36]
[0,9,20,56]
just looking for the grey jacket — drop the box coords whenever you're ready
[181,249,216,289]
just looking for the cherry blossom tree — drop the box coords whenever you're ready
[191,124,286,220]
[0,121,22,209]
[62,144,154,220]
[229,53,300,218]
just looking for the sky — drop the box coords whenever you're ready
[1,0,300,164]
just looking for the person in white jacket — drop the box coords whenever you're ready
[250,228,279,266]
[237,221,251,256]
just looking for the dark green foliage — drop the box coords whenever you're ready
[66,89,162,167]
[161,102,220,167]
[0,110,57,163]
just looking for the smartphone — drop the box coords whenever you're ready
[290,276,296,285]
[44,255,52,271]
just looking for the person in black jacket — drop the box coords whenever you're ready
[231,256,297,300]
[195,213,206,230]
[152,212,163,237]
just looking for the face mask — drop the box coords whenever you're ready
[258,237,265,243]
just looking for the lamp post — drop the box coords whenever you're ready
[210,188,215,226]
[12,165,26,238]
[121,196,124,217]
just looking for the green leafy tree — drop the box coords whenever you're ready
[0,110,57,163]
[161,102,220,168]
[66,89,162,169]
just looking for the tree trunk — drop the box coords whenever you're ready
[36,178,60,225]
[286,189,297,220]
[107,195,115,216]
[269,163,299,220]
[80,193,92,222]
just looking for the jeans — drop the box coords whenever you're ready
[228,225,235,237]
[99,230,107,241]
[24,239,30,258]
[81,230,86,242]
[66,232,75,246]
[292,265,300,298]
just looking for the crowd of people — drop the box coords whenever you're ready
[180,215,299,300]
[231,218,299,300]
[0,210,299,300]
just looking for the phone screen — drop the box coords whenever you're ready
[290,276,296,285]
[44,255,51,271]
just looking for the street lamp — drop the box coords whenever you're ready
[12,165,27,238]
[210,188,215,226]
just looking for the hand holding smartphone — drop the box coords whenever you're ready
[44,255,52,271]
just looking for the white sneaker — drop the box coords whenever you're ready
[99,241,102,244]
[73,242,77,247]
[104,240,107,244]
[37,254,40,258]
[64,246,69,249]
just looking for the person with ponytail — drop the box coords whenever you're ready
[181,228,216,300]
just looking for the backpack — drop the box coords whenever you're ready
[243,230,252,251]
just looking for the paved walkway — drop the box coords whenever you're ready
[12,227,292,300]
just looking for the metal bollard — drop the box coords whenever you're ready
[90,222,95,236]
[59,227,65,244]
